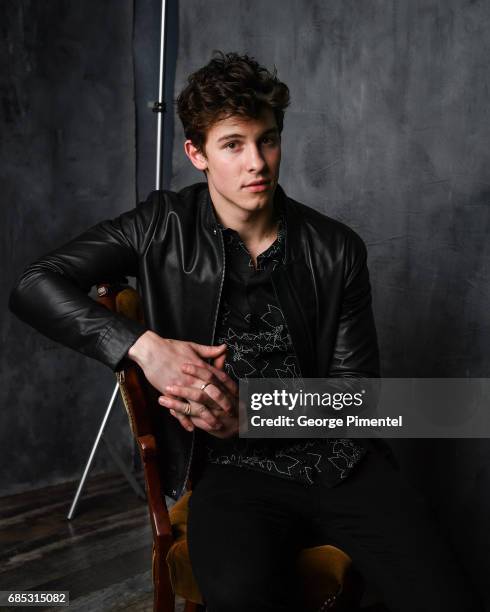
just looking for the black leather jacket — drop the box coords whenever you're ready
[9,182,381,498]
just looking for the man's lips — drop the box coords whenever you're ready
[243,179,271,191]
[244,179,269,186]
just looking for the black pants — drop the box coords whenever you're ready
[187,446,482,612]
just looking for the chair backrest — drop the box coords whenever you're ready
[96,282,176,512]
[96,282,155,436]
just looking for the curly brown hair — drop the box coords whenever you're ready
[176,51,290,153]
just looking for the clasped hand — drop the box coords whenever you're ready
[158,356,240,438]
[127,332,239,438]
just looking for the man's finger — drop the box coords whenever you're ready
[213,351,227,371]
[164,385,225,416]
[202,362,238,395]
[159,393,221,428]
[181,362,238,398]
[190,342,227,358]
[169,408,223,435]
[159,395,223,417]
[178,365,235,414]
[165,382,232,415]
[180,363,228,397]
[199,382,234,414]
[168,408,194,432]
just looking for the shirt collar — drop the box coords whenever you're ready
[219,212,286,266]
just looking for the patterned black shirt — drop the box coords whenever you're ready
[204,210,368,487]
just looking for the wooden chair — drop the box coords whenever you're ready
[96,281,364,612]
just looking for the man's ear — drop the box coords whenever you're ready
[184,140,208,171]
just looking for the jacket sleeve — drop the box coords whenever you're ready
[8,191,162,371]
[328,233,397,465]
[329,232,380,378]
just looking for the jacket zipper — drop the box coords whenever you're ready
[178,225,226,497]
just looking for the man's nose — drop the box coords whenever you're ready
[245,144,267,172]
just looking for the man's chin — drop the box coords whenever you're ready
[240,193,274,211]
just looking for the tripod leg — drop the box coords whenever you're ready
[66,382,119,520]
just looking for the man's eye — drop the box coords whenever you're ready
[225,141,238,150]
[262,136,277,145]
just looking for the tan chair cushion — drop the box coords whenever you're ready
[166,491,356,609]
[115,287,144,323]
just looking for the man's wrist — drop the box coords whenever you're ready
[127,330,165,367]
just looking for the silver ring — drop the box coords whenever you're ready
[200,382,211,391]
[184,402,191,416]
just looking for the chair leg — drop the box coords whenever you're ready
[153,543,175,612]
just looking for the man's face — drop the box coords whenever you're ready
[185,107,282,217]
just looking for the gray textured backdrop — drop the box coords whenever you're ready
[160,9,490,601]
[2,0,489,603]
[1,1,137,495]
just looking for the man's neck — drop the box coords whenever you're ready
[208,184,279,249]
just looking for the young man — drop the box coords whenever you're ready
[10,52,480,612]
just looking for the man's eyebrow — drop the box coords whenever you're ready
[216,127,279,143]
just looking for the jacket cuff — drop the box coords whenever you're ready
[95,316,148,371]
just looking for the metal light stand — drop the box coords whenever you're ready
[67,0,168,520]
[155,0,167,191]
